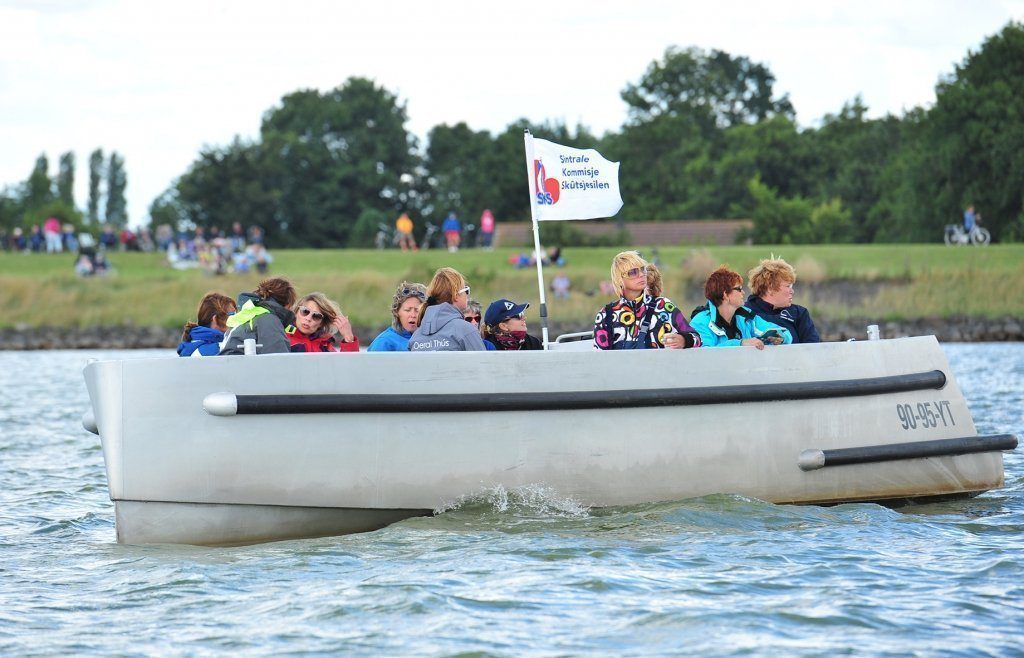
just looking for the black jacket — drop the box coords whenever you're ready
[744,295,821,344]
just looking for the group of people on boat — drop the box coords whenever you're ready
[176,250,818,357]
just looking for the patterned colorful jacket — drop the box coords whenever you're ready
[593,292,702,350]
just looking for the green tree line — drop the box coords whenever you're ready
[0,148,128,236]
[4,22,1022,246]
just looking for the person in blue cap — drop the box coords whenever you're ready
[483,299,543,350]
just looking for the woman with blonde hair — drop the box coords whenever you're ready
[593,251,701,350]
[408,267,485,351]
[367,282,428,352]
[177,292,237,357]
[286,291,359,353]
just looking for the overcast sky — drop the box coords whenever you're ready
[2,0,1022,227]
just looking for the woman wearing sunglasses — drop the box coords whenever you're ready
[367,281,428,352]
[482,299,542,351]
[690,265,792,349]
[593,251,702,350]
[286,292,359,353]
[408,267,486,352]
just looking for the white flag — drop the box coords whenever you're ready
[524,133,623,221]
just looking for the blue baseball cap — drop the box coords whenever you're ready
[485,299,530,326]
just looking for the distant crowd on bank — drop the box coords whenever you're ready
[0,217,276,278]
[177,250,819,358]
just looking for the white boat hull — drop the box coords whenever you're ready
[84,336,1014,545]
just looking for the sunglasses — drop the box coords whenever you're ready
[298,306,324,321]
[400,287,426,300]
[504,313,526,321]
[731,286,743,292]
[464,315,481,323]
[623,266,647,278]
[458,285,471,296]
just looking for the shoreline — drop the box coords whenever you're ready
[1,316,1021,350]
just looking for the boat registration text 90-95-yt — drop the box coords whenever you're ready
[896,401,956,430]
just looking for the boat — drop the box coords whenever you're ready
[82,335,1017,546]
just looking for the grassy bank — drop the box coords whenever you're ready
[1,244,1021,330]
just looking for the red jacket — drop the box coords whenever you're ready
[286,326,359,353]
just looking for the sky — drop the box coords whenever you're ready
[2,0,1023,228]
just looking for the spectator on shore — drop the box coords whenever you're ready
[745,256,820,344]
[177,292,237,357]
[99,224,117,251]
[551,273,571,299]
[220,277,296,355]
[155,224,174,251]
[368,282,428,352]
[408,267,484,351]
[690,265,792,349]
[395,213,416,252]
[442,212,461,252]
[61,224,78,252]
[286,292,359,353]
[43,217,62,253]
[10,227,27,252]
[479,209,495,250]
[229,221,246,253]
[593,251,701,351]
[29,225,44,252]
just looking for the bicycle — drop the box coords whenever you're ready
[943,223,991,246]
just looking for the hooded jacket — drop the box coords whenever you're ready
[408,303,486,352]
[220,293,295,355]
[745,295,821,344]
[176,325,225,357]
[690,300,793,347]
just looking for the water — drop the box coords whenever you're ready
[1,345,1022,657]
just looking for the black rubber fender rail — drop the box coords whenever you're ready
[203,369,947,416]
[798,434,1018,471]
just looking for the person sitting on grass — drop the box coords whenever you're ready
[368,282,428,352]
[744,256,820,344]
[690,266,792,349]
[286,292,359,353]
[177,292,237,357]
[220,277,296,355]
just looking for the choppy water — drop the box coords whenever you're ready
[1,345,1022,657]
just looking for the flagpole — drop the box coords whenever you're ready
[523,129,550,349]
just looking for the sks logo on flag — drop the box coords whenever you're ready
[534,159,560,205]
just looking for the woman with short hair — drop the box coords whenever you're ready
[220,277,297,355]
[593,251,701,350]
[691,265,792,349]
[745,257,820,343]
[286,292,359,353]
[408,267,485,351]
[367,282,428,352]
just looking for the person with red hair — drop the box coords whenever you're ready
[690,266,791,349]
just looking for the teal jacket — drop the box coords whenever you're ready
[690,301,792,347]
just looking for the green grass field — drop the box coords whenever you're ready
[1,244,1021,330]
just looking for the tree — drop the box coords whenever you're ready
[105,151,127,227]
[922,21,1024,241]
[57,151,76,207]
[88,149,104,224]
[621,46,794,133]
[26,154,53,210]
[173,137,279,234]
[258,77,418,247]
